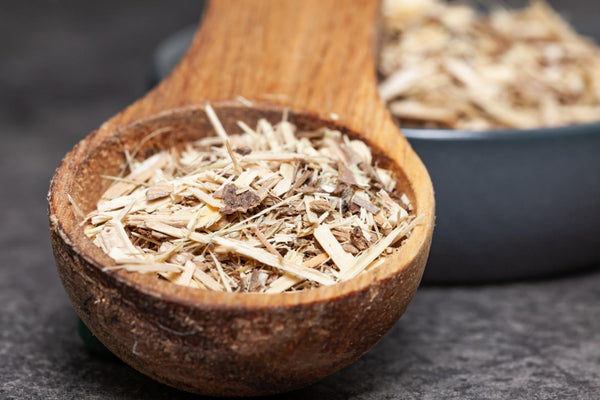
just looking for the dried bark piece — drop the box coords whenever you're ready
[304,196,319,224]
[234,146,252,155]
[248,269,262,292]
[351,193,380,214]
[331,229,351,243]
[309,199,333,213]
[219,183,261,215]
[350,226,369,251]
[286,169,312,197]
[342,243,360,255]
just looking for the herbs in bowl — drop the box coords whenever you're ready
[379,0,600,130]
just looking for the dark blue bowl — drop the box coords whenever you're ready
[149,13,600,283]
[403,126,600,283]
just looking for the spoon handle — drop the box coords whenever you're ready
[109,0,391,138]
[174,0,381,112]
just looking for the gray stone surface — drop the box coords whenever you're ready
[1,1,599,399]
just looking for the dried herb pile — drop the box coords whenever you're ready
[83,106,419,293]
[380,0,600,130]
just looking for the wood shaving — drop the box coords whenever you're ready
[380,0,600,130]
[145,184,173,201]
[84,109,420,293]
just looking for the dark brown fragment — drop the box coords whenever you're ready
[266,274,278,285]
[219,183,261,214]
[286,169,312,197]
[350,226,369,251]
[331,229,350,242]
[340,186,354,213]
[351,194,380,214]
[295,130,325,139]
[309,199,332,213]
[233,146,252,155]
[248,269,261,292]
[277,202,299,216]
[342,243,360,255]
[349,201,361,214]
[332,183,347,195]
[261,196,278,207]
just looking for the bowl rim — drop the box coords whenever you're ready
[401,122,600,141]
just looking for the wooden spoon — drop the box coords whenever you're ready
[48,0,434,396]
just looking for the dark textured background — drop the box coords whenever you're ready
[1,1,599,399]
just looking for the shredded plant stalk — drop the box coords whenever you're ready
[84,106,419,293]
[380,0,600,130]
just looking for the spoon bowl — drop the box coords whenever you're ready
[48,0,434,395]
